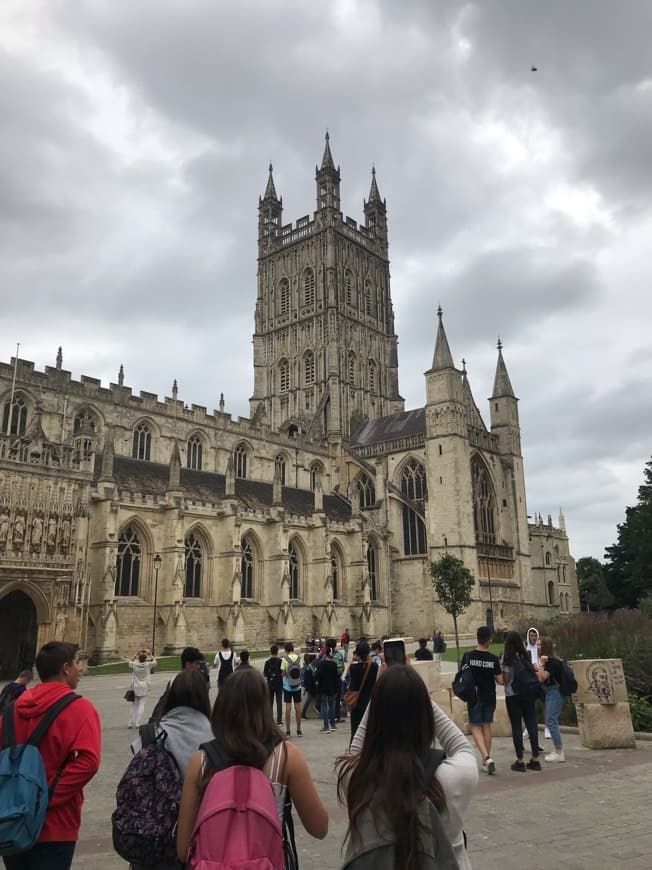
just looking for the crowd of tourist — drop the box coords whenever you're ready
[0,625,571,869]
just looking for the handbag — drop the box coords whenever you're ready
[343,661,372,711]
[124,671,136,703]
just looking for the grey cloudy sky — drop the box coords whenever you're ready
[2,0,651,561]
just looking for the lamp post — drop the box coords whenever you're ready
[151,552,162,654]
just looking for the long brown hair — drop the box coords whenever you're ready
[336,665,446,870]
[208,668,283,770]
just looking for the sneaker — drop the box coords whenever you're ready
[485,757,496,775]
[481,759,487,773]
[544,751,565,763]
[526,760,542,771]
[511,761,526,772]
[319,727,331,734]
[544,727,552,739]
[523,729,529,739]
[330,724,337,730]
[296,730,303,737]
[285,731,291,738]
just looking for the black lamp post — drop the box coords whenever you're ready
[151,552,162,654]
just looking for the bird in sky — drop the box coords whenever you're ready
[531,65,538,72]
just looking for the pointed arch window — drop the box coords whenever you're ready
[115,526,141,596]
[304,350,315,386]
[364,282,374,316]
[471,456,497,545]
[330,546,342,600]
[279,280,289,316]
[368,360,377,395]
[357,473,376,508]
[235,443,249,479]
[367,542,378,601]
[132,423,151,461]
[187,434,203,470]
[241,537,255,599]
[401,459,427,555]
[545,551,551,567]
[279,359,290,394]
[345,270,353,306]
[548,580,556,605]
[303,268,315,306]
[275,453,287,485]
[2,396,27,436]
[288,541,300,599]
[310,461,323,492]
[184,533,202,598]
[348,351,357,387]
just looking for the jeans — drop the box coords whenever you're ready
[4,841,76,870]
[269,685,283,724]
[544,682,563,749]
[321,693,336,729]
[505,693,540,758]
[301,691,316,718]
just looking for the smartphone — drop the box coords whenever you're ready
[383,638,406,667]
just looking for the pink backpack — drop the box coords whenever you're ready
[187,742,285,870]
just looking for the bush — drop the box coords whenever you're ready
[639,596,652,619]
[533,610,652,731]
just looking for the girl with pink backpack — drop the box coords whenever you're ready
[176,668,328,869]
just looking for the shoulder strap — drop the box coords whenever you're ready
[28,693,80,748]
[139,723,158,747]
[201,739,233,774]
[359,661,373,692]
[423,748,447,788]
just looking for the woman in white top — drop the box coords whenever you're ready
[177,668,328,866]
[346,664,478,870]
[128,648,156,728]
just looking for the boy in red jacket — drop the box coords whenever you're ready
[0,641,101,870]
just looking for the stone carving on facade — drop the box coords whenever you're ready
[47,517,57,547]
[0,510,8,545]
[31,515,43,547]
[61,518,71,550]
[13,514,25,547]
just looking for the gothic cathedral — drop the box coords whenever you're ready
[0,135,579,672]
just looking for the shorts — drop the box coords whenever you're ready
[467,701,495,725]
[284,689,302,704]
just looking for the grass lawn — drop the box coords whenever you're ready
[86,647,269,676]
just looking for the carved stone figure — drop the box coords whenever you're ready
[0,511,8,544]
[47,517,57,546]
[31,516,43,546]
[13,514,25,546]
[55,607,67,641]
[61,518,71,549]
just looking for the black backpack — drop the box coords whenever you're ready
[557,660,578,697]
[452,655,477,704]
[265,657,283,691]
[511,655,540,696]
[0,684,23,717]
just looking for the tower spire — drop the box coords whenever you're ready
[367,165,383,204]
[491,338,516,398]
[320,130,336,172]
[262,162,279,202]
[431,307,455,370]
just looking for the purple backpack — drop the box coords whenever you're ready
[186,741,285,870]
[112,725,182,866]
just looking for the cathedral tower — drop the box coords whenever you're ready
[250,134,404,438]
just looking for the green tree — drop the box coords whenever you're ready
[605,457,652,608]
[431,554,475,666]
[576,556,614,611]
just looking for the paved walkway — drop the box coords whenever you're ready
[69,665,652,869]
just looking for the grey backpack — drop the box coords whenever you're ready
[341,750,459,870]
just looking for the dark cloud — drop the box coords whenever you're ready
[1,0,651,560]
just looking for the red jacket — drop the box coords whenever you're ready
[0,681,101,842]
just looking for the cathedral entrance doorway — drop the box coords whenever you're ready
[0,590,38,678]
